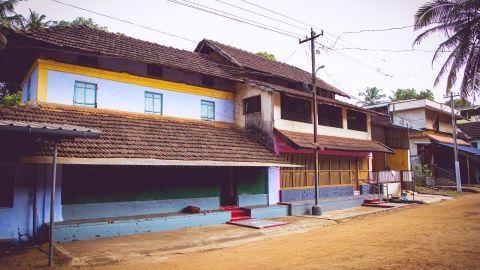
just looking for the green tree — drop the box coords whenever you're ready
[390,88,419,101]
[0,0,22,28]
[21,9,50,30]
[445,98,472,108]
[357,86,386,106]
[390,88,435,101]
[53,17,107,31]
[0,0,23,48]
[417,89,435,100]
[0,89,21,107]
[257,51,276,61]
[414,0,480,98]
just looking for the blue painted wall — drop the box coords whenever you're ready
[62,197,220,220]
[238,194,268,207]
[46,70,235,122]
[280,186,354,202]
[53,211,231,242]
[21,67,38,102]
[0,164,62,241]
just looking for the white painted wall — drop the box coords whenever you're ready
[272,92,371,140]
[45,70,235,122]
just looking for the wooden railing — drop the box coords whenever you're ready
[280,169,370,189]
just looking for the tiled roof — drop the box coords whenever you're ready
[14,25,236,80]
[0,103,289,165]
[244,79,381,115]
[410,132,470,145]
[198,39,350,97]
[459,121,480,139]
[274,129,394,153]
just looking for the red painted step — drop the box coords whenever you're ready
[220,206,252,221]
[363,198,381,204]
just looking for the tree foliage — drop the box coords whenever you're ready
[390,88,434,101]
[0,91,21,107]
[53,17,107,30]
[414,0,480,98]
[0,0,23,48]
[445,98,472,108]
[21,9,51,30]
[257,51,276,61]
[357,86,386,106]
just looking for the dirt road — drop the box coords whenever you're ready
[3,194,480,269]
[142,195,480,270]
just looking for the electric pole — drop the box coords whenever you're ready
[300,28,323,215]
[446,92,462,192]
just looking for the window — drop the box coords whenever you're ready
[25,78,32,101]
[78,55,98,66]
[280,94,312,123]
[0,165,14,208]
[144,92,163,114]
[74,81,97,108]
[201,100,215,121]
[201,75,215,87]
[147,64,163,78]
[318,104,342,128]
[243,95,261,114]
[347,109,367,132]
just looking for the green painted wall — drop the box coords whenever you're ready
[236,168,266,195]
[62,166,225,204]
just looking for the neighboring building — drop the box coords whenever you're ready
[369,99,480,184]
[0,26,390,243]
[459,105,480,121]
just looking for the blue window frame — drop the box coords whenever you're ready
[25,78,31,101]
[144,91,163,114]
[74,81,97,108]
[201,100,215,121]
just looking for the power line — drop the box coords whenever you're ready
[166,0,302,39]
[214,0,307,31]
[331,47,442,53]
[328,25,415,49]
[49,0,198,43]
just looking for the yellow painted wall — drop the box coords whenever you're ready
[33,59,234,102]
[386,149,409,170]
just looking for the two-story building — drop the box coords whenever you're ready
[373,99,479,185]
[0,25,391,244]
[195,40,393,213]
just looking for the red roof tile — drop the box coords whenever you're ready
[197,39,350,97]
[14,25,236,80]
[275,129,393,153]
[0,103,290,165]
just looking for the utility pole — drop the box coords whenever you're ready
[300,28,323,215]
[446,92,462,192]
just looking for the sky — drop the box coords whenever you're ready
[15,0,474,104]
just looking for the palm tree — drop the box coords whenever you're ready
[22,9,50,30]
[414,0,480,98]
[0,0,23,48]
[0,0,22,28]
[357,86,386,106]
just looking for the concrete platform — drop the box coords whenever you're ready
[280,196,367,216]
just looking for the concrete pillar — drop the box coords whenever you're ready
[267,166,280,204]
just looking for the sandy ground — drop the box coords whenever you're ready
[2,194,480,270]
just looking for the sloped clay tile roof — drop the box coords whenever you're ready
[459,121,480,139]
[275,129,394,153]
[199,39,350,97]
[245,79,382,115]
[14,25,236,80]
[0,103,289,165]
[410,132,470,146]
